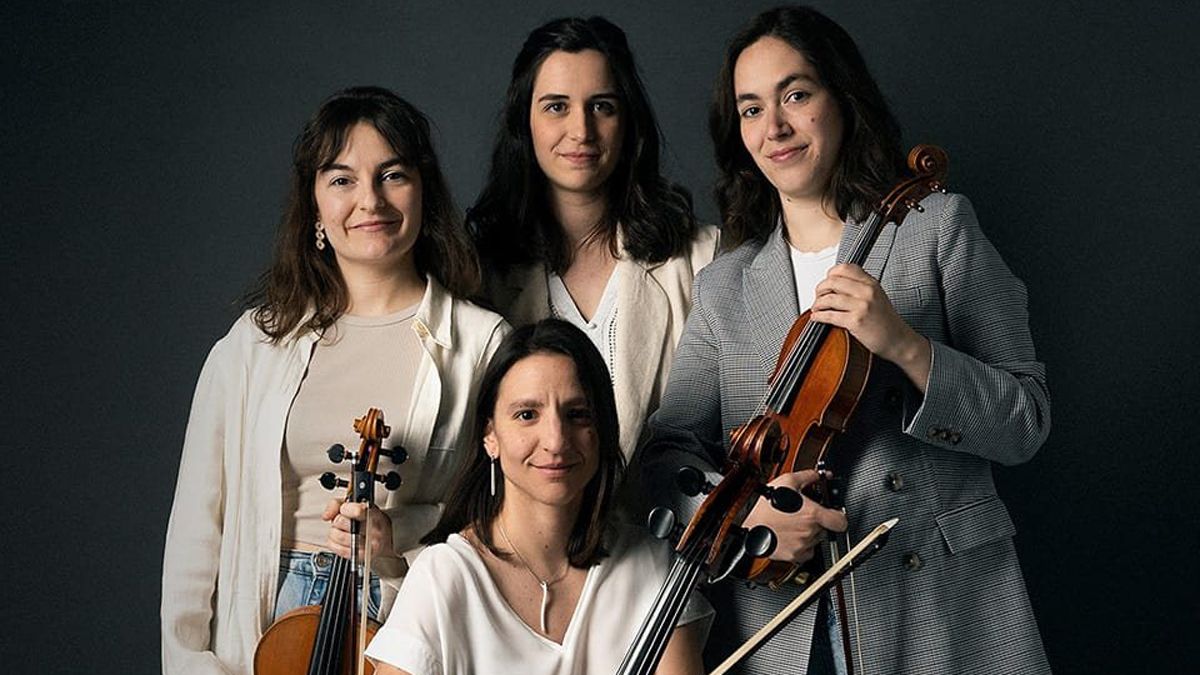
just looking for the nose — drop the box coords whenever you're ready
[567,107,595,142]
[358,182,387,212]
[766,104,792,142]
[540,412,570,454]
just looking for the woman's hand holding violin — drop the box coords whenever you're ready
[741,470,848,563]
[323,500,397,561]
[811,263,932,392]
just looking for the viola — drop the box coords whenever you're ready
[254,408,407,675]
[618,145,948,675]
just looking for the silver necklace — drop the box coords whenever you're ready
[496,518,570,635]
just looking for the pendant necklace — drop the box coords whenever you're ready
[497,518,570,635]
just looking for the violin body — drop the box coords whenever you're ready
[254,607,380,675]
[743,310,872,583]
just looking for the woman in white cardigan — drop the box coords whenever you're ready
[468,17,719,460]
[161,87,508,674]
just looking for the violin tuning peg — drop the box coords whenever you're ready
[327,444,346,463]
[378,471,402,490]
[319,472,347,491]
[675,466,714,497]
[382,445,408,465]
[764,485,804,513]
[742,525,777,558]
[646,507,678,541]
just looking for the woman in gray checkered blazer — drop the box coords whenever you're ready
[637,6,1052,674]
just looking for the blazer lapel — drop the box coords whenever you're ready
[613,258,668,455]
[503,264,550,328]
[838,217,897,278]
[743,229,801,379]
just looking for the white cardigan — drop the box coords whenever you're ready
[492,225,719,459]
[161,278,508,675]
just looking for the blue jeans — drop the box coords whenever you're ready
[274,549,381,622]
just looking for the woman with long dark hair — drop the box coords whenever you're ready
[365,319,709,674]
[469,16,719,460]
[639,6,1051,674]
[161,86,508,674]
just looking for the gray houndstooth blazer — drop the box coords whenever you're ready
[637,192,1052,674]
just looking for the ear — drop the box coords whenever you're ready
[482,420,498,459]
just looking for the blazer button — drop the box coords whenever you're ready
[902,552,923,571]
[938,428,952,441]
[927,426,940,439]
[414,321,430,338]
[949,431,962,445]
[884,387,902,411]
[886,471,905,492]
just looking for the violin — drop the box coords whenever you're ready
[254,408,407,675]
[733,144,949,673]
[618,145,948,675]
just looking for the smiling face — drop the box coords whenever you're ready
[483,351,599,513]
[313,121,422,274]
[529,49,624,202]
[734,36,844,206]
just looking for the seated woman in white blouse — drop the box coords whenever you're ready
[366,319,710,674]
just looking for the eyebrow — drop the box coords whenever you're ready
[536,92,619,103]
[735,73,817,103]
[318,157,407,173]
[504,396,590,412]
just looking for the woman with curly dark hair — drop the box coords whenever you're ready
[161,86,508,674]
[470,16,720,460]
[639,6,1051,674]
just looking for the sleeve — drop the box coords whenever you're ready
[160,337,238,675]
[902,194,1052,466]
[384,317,512,571]
[633,278,727,520]
[365,549,447,675]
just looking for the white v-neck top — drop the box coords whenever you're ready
[547,269,619,377]
[365,525,712,675]
[789,241,839,313]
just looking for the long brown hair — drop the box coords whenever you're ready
[468,16,697,275]
[422,319,625,567]
[247,86,479,341]
[711,6,906,250]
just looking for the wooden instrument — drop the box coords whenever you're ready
[254,408,406,675]
[618,146,948,675]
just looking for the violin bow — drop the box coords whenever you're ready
[709,518,899,675]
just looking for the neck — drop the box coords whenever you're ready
[494,497,581,575]
[780,193,844,252]
[548,187,610,249]
[341,257,427,316]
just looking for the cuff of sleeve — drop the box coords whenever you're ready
[902,341,965,449]
[365,634,441,675]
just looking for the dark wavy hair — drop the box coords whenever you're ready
[247,86,479,341]
[711,6,906,250]
[422,319,625,567]
[468,16,697,274]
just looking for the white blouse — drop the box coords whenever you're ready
[365,526,712,675]
[547,269,619,378]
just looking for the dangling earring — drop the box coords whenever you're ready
[489,457,497,497]
[314,220,327,250]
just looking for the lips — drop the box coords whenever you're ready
[558,151,601,165]
[767,145,808,162]
[532,462,580,476]
[350,219,398,231]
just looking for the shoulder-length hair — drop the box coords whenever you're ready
[711,5,907,250]
[468,16,697,274]
[247,86,479,342]
[423,318,625,567]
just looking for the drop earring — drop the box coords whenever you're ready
[489,457,497,497]
[314,220,327,250]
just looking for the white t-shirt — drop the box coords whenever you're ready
[789,242,839,313]
[365,526,712,675]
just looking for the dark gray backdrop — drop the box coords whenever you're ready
[4,1,1197,673]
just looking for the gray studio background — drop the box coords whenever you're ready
[3,1,1197,673]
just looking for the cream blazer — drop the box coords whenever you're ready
[161,278,508,675]
[490,225,719,459]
